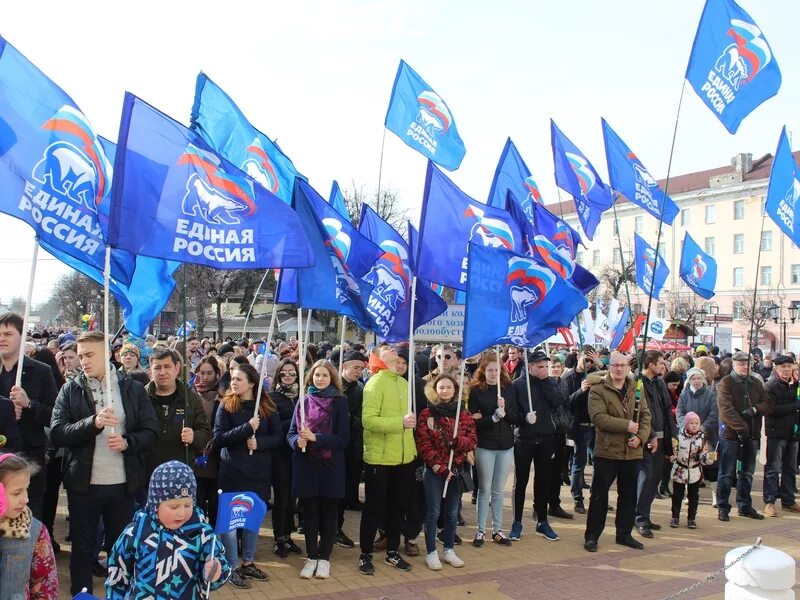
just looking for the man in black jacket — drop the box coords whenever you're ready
[634,351,674,538]
[562,345,601,514]
[50,331,159,595]
[508,350,568,542]
[0,312,57,520]
[762,355,800,517]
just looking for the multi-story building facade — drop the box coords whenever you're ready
[556,151,800,355]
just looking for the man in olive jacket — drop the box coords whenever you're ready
[358,344,417,576]
[584,351,651,553]
[717,351,773,521]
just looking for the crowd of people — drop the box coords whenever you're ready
[1,312,799,598]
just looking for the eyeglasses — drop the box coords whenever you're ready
[280,371,298,377]
[439,354,453,360]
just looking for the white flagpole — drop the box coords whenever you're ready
[297,308,306,452]
[249,301,278,455]
[241,269,270,339]
[304,309,313,348]
[442,360,466,498]
[523,349,533,414]
[338,316,347,375]
[495,345,502,401]
[407,276,418,415]
[15,239,38,388]
[102,246,114,433]
[205,489,222,597]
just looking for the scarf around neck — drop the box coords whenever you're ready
[430,400,458,419]
[0,506,32,539]
[302,385,339,461]
[276,382,299,400]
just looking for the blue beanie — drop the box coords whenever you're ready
[147,460,197,511]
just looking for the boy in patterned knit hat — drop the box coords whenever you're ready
[106,460,230,599]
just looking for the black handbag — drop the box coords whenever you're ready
[454,467,474,494]
[551,403,573,434]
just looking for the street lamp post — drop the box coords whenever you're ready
[769,302,798,354]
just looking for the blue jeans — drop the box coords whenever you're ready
[423,468,460,553]
[221,528,259,569]
[763,438,799,506]
[475,447,513,534]
[570,425,594,502]
[717,438,758,512]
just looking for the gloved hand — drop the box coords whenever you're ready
[525,411,537,425]
[492,407,506,422]
[740,407,758,418]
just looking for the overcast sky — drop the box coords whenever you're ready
[2,0,799,305]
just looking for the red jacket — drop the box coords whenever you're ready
[416,407,477,476]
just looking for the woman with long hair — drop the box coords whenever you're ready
[192,355,222,526]
[214,362,281,589]
[269,358,303,558]
[287,360,350,580]
[468,356,517,548]
[417,374,477,571]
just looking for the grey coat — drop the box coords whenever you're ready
[676,385,719,447]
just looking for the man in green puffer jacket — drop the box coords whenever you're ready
[358,344,417,576]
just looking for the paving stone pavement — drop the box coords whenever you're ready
[53,470,800,599]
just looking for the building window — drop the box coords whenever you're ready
[576,251,584,265]
[592,250,600,266]
[733,267,744,287]
[761,266,772,286]
[792,264,800,285]
[613,248,621,266]
[657,304,666,319]
[680,208,690,227]
[633,303,642,314]
[733,233,744,254]
[705,204,716,224]
[735,302,745,320]
[761,230,772,251]
[634,216,643,233]
[704,236,715,256]
[734,199,744,220]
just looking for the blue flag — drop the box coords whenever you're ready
[634,233,669,300]
[686,0,781,134]
[359,205,447,341]
[679,232,717,299]
[176,320,197,337]
[602,119,679,225]
[417,162,522,291]
[191,73,305,205]
[462,243,587,357]
[384,60,465,171]
[215,491,268,534]
[329,180,350,221]
[0,37,135,285]
[550,120,614,240]
[275,268,298,304]
[292,179,381,331]
[506,191,599,297]
[765,127,800,246]
[609,306,631,351]
[486,137,544,210]
[109,93,313,271]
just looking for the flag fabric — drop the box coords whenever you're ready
[0,37,136,285]
[416,162,522,291]
[765,127,800,245]
[359,205,446,341]
[609,306,631,350]
[679,232,718,299]
[176,320,197,337]
[486,137,543,210]
[685,0,781,134]
[191,73,304,205]
[506,191,599,297]
[550,120,614,239]
[292,179,380,332]
[634,233,670,300]
[215,491,268,534]
[329,180,350,221]
[384,60,465,171]
[109,93,313,271]
[645,317,671,341]
[275,268,298,304]
[617,312,647,353]
[462,243,587,357]
[602,119,679,225]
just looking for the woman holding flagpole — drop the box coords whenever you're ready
[214,363,281,589]
[468,355,517,547]
[288,359,350,580]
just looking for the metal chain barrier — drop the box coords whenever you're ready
[659,537,763,600]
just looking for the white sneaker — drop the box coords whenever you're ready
[712,489,718,508]
[315,559,330,579]
[300,559,318,579]
[425,551,442,571]
[442,549,464,568]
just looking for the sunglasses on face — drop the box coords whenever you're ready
[439,354,452,360]
[280,371,298,377]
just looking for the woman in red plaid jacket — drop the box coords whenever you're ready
[416,374,476,571]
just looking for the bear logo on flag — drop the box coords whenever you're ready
[241,137,280,194]
[505,257,555,324]
[416,90,452,136]
[464,204,514,250]
[714,19,773,91]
